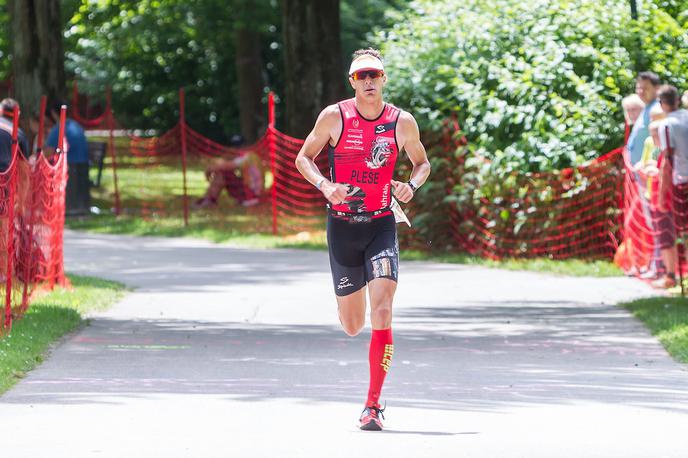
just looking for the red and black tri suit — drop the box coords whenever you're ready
[326,98,401,296]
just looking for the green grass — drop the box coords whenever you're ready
[620,297,688,363]
[401,250,622,277]
[0,274,127,393]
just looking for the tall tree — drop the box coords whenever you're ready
[234,0,268,144]
[9,0,65,115]
[282,0,345,138]
[235,28,265,144]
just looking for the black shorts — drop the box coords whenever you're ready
[327,212,399,297]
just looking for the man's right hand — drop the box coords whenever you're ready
[320,180,349,206]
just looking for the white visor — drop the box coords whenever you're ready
[348,55,384,75]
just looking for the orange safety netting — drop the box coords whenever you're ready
[120,90,328,234]
[616,127,688,284]
[2,105,68,334]
[78,85,675,269]
[449,149,625,260]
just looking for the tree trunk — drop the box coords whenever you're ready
[9,0,65,117]
[235,27,265,145]
[282,0,345,138]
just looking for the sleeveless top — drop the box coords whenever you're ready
[328,98,401,214]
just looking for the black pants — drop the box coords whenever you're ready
[66,162,91,215]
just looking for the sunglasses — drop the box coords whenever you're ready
[351,70,384,81]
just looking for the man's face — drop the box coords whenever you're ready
[349,69,386,99]
[636,78,658,104]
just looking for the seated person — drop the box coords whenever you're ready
[193,151,264,209]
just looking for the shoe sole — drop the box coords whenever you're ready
[360,420,382,431]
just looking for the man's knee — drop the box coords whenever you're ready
[371,304,392,327]
[339,307,365,336]
[341,320,364,337]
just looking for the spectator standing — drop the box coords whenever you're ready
[626,72,665,278]
[622,94,645,128]
[45,100,90,216]
[627,72,662,166]
[654,85,688,288]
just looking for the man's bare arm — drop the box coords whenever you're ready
[294,105,349,205]
[392,111,431,203]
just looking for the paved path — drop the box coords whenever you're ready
[1,230,687,457]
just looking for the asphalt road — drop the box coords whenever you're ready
[1,230,686,458]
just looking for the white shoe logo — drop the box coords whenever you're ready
[338,276,354,289]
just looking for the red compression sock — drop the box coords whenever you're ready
[366,328,393,407]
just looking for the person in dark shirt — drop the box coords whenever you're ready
[0,98,30,172]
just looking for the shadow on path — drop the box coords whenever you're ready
[4,302,687,415]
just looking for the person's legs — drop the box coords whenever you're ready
[206,172,228,202]
[365,277,396,408]
[652,210,677,288]
[358,215,398,430]
[194,172,227,208]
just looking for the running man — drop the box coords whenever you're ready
[295,48,431,431]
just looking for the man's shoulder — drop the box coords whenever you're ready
[396,109,418,129]
[317,104,343,125]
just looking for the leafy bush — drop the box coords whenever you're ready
[376,0,688,252]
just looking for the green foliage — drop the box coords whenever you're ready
[341,0,406,60]
[376,0,688,249]
[61,0,399,141]
[638,3,688,88]
[65,0,281,142]
[0,0,9,82]
[379,0,638,174]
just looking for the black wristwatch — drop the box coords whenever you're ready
[407,180,418,193]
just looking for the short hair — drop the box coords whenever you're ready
[621,94,645,123]
[658,84,680,108]
[352,48,383,63]
[46,99,67,123]
[0,98,19,119]
[637,71,661,86]
[50,99,67,114]
[622,94,644,110]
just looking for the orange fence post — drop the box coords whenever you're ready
[106,88,121,215]
[268,92,277,235]
[179,88,189,227]
[48,106,68,290]
[3,104,20,331]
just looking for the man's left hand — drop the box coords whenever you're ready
[391,180,414,203]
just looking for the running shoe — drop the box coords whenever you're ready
[359,404,385,431]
